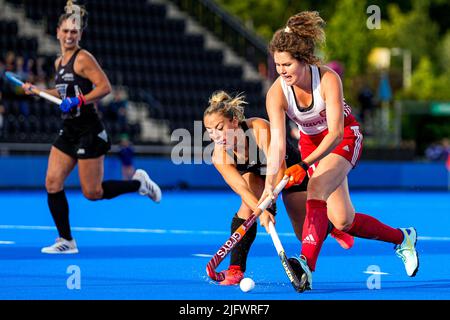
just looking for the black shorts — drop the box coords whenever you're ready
[53,117,111,159]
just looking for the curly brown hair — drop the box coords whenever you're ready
[269,11,325,65]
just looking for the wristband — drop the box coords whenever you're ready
[299,161,309,171]
[78,93,86,107]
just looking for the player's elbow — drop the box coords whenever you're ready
[329,130,344,145]
[103,82,112,96]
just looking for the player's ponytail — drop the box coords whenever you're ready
[269,11,325,65]
[204,90,247,122]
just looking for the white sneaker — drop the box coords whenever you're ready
[41,238,79,254]
[132,169,162,203]
[395,227,419,277]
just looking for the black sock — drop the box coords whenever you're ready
[101,180,140,199]
[327,220,334,234]
[47,190,72,241]
[229,214,257,272]
[323,220,335,241]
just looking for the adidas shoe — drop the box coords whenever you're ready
[287,255,312,292]
[219,266,244,286]
[395,227,419,277]
[132,169,162,203]
[41,238,79,254]
[330,228,354,250]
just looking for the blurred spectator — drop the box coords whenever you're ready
[36,57,46,77]
[358,84,375,124]
[118,134,135,180]
[14,57,30,117]
[105,87,128,126]
[425,138,450,161]
[0,59,4,92]
[4,51,16,72]
[0,57,5,74]
[326,60,344,79]
[15,56,27,79]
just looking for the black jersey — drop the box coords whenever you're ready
[232,121,267,176]
[231,121,302,177]
[55,48,98,121]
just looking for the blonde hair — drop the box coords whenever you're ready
[269,11,325,65]
[58,0,88,31]
[204,91,247,122]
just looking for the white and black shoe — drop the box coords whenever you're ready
[132,169,162,203]
[395,227,419,277]
[41,238,79,254]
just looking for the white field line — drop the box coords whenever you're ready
[0,225,449,241]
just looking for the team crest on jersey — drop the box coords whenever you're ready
[319,110,327,117]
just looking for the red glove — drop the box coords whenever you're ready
[285,161,309,189]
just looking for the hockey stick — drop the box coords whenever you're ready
[206,175,289,282]
[4,71,62,105]
[268,221,307,292]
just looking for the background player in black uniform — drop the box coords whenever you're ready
[22,1,161,254]
[203,90,353,285]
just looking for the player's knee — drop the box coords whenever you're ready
[45,175,63,193]
[82,188,103,200]
[334,220,353,232]
[306,179,326,200]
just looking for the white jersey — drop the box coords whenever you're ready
[281,65,352,135]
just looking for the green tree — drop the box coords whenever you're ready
[438,31,450,74]
[214,0,337,41]
[402,56,450,101]
[215,0,290,40]
[323,0,374,78]
[373,2,439,64]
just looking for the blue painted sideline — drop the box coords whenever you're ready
[0,156,448,189]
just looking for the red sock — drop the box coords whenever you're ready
[229,265,241,271]
[346,213,404,244]
[300,199,329,271]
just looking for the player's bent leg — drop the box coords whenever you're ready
[283,189,354,249]
[301,154,353,271]
[325,179,356,249]
[327,177,418,276]
[218,173,263,286]
[78,159,154,201]
[78,156,105,200]
[43,147,77,252]
[282,190,307,242]
[395,227,419,277]
[220,205,255,286]
[45,146,77,193]
[330,227,354,250]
